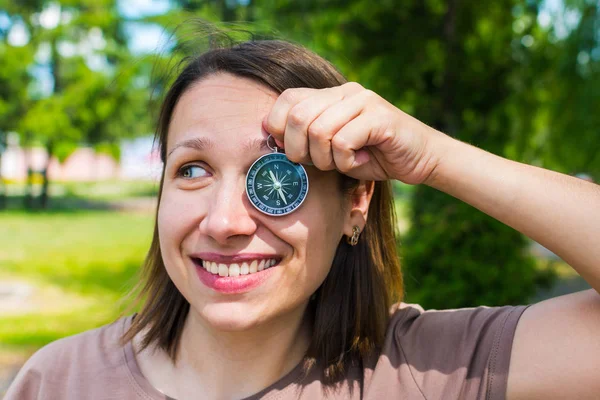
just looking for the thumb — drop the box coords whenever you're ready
[352,149,371,168]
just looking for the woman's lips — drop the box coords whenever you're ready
[192,257,278,294]
[190,252,282,264]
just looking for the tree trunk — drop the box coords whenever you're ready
[246,0,254,22]
[440,0,459,136]
[0,166,5,210]
[40,141,53,209]
[216,0,235,22]
[0,132,5,210]
[24,162,34,210]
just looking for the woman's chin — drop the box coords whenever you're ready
[197,302,269,332]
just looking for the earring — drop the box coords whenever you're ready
[346,225,361,246]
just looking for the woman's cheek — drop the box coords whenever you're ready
[158,193,190,252]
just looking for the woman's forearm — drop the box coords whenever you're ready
[425,132,600,293]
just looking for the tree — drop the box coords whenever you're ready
[0,42,34,208]
[0,0,154,208]
[254,0,566,307]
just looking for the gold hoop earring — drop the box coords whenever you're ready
[346,225,361,246]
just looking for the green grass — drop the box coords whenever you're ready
[0,209,154,350]
[4,180,159,200]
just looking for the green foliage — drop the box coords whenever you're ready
[93,141,120,160]
[53,140,78,163]
[19,95,80,144]
[1,0,157,150]
[0,43,34,133]
[0,0,161,208]
[401,186,555,308]
[256,0,590,307]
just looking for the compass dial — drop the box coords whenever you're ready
[246,153,309,216]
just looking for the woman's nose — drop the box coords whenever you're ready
[198,179,258,245]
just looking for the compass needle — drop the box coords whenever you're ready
[269,170,277,183]
[278,189,287,205]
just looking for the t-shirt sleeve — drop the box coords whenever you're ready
[3,317,135,400]
[389,303,530,400]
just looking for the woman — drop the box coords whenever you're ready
[6,38,600,400]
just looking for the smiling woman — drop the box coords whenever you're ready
[6,26,600,400]
[131,45,403,386]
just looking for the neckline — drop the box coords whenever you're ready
[121,315,309,400]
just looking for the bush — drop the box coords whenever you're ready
[400,185,555,309]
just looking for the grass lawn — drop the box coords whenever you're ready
[0,208,154,354]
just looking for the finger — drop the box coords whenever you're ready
[312,87,376,134]
[285,89,346,167]
[331,114,374,173]
[307,122,335,170]
[263,88,316,142]
[282,89,336,164]
[306,89,372,169]
[263,83,365,150]
[306,84,366,169]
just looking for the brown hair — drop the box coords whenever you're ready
[122,27,403,383]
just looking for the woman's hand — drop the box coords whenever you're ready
[263,82,447,184]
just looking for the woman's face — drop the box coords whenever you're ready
[158,73,352,331]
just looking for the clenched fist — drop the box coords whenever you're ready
[263,82,447,185]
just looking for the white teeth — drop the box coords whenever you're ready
[240,262,249,275]
[229,263,240,277]
[199,258,278,276]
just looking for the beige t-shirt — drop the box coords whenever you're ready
[5,303,529,400]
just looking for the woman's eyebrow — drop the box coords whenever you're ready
[167,137,270,159]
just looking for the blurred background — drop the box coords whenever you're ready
[0,0,598,394]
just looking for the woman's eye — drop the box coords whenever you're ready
[178,164,209,179]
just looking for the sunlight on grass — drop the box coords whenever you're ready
[0,209,154,350]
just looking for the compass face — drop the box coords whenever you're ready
[246,153,309,216]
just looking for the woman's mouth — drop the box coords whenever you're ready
[191,256,282,294]
[191,258,280,277]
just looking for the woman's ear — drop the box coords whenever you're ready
[343,180,375,236]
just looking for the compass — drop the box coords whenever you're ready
[246,142,309,216]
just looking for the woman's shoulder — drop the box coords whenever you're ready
[385,300,530,359]
[388,301,529,332]
[368,301,531,400]
[28,315,131,369]
[4,315,135,400]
